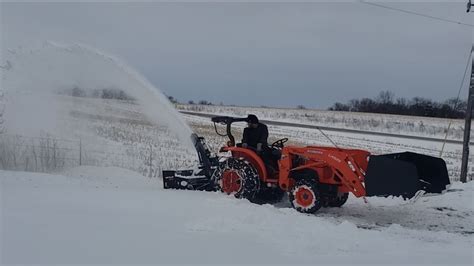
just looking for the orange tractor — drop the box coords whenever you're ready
[163,116,450,213]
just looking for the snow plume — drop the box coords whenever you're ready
[0,41,196,168]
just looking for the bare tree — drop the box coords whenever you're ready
[377,90,394,104]
[198,100,213,105]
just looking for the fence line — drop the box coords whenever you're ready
[2,133,80,143]
[2,133,468,181]
[0,134,167,177]
[13,144,78,151]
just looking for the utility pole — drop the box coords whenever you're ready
[460,45,473,183]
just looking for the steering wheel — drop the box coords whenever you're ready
[271,138,288,149]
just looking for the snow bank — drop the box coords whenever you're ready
[1,169,472,264]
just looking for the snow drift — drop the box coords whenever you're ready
[1,168,472,264]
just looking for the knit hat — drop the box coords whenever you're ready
[247,114,259,124]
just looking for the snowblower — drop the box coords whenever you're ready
[163,116,450,213]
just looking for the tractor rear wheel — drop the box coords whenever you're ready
[289,178,322,214]
[214,157,260,202]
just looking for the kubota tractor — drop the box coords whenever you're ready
[163,116,450,213]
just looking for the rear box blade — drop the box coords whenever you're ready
[365,152,450,199]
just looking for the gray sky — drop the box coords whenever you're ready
[1,1,472,108]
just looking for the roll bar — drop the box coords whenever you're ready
[211,116,249,146]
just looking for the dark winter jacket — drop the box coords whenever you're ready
[242,123,269,149]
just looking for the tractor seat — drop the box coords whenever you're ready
[236,144,280,176]
[270,147,282,161]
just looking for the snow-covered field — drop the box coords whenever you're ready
[178,104,467,140]
[2,96,470,180]
[1,167,472,264]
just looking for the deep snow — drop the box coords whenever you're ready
[1,167,472,264]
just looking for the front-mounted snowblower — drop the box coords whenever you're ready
[162,133,219,191]
[163,116,450,214]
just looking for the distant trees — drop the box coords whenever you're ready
[329,91,467,119]
[166,96,215,106]
[166,97,214,105]
[167,95,178,104]
[377,90,394,105]
[71,86,86,97]
[163,96,216,106]
[64,87,135,101]
[198,100,213,105]
[100,88,133,101]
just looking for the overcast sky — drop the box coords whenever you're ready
[1,1,472,108]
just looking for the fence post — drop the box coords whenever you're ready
[149,144,153,177]
[79,139,82,166]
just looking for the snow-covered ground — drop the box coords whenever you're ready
[1,167,472,264]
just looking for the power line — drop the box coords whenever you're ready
[360,1,474,28]
[440,50,472,157]
[360,1,473,156]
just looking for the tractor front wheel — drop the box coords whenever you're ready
[289,178,322,214]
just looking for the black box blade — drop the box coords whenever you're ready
[365,152,450,199]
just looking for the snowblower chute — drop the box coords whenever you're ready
[162,115,450,214]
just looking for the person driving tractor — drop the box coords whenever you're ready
[242,114,268,152]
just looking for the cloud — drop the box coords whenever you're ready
[1,1,471,108]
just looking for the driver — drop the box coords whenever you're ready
[242,114,268,152]
[242,114,280,175]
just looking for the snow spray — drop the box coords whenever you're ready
[1,41,195,152]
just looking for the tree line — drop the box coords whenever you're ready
[167,96,217,106]
[328,91,467,119]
